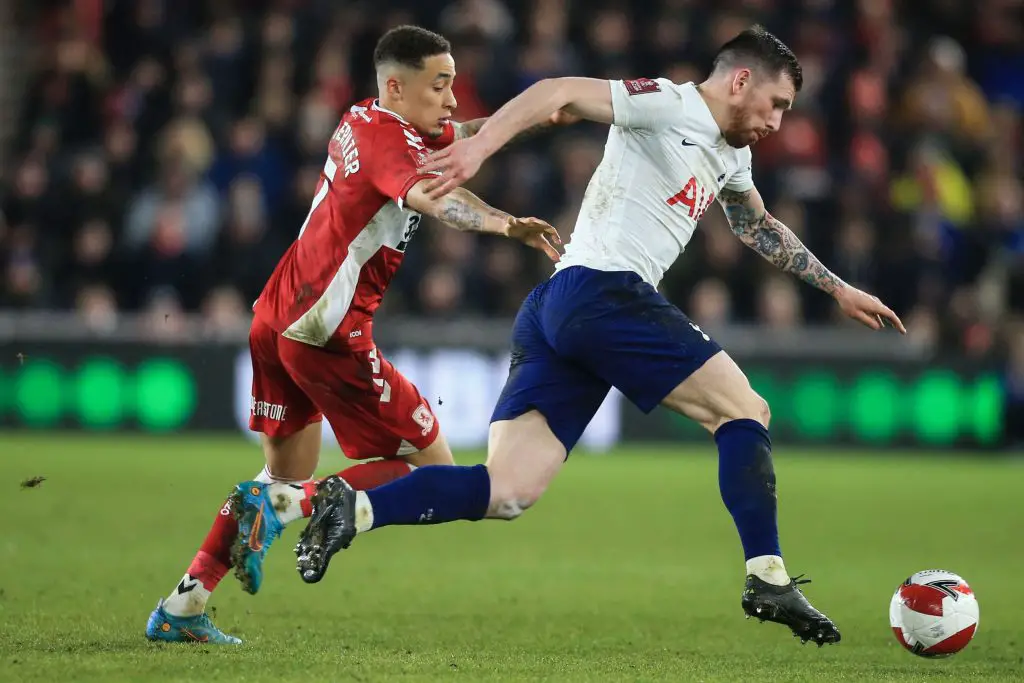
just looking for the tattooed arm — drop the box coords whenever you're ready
[412,183,510,235]
[717,186,907,332]
[452,119,488,141]
[405,181,562,260]
[717,186,846,296]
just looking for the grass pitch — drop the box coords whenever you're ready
[0,434,1021,682]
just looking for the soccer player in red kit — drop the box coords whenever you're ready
[145,25,566,644]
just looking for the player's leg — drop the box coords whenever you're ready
[660,351,779,573]
[660,351,838,644]
[146,319,321,644]
[557,270,837,645]
[483,410,568,519]
[231,335,446,591]
[483,304,610,520]
[269,340,464,580]
[230,430,431,594]
[292,282,610,583]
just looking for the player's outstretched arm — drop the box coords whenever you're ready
[718,187,906,333]
[421,78,612,197]
[405,181,561,261]
[452,110,579,145]
[469,78,612,153]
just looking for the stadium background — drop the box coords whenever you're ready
[0,2,1022,681]
[2,0,1024,448]
[1,0,1022,448]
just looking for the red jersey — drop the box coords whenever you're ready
[253,99,455,350]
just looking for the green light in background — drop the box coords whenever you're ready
[850,371,901,443]
[135,359,196,430]
[15,360,63,426]
[971,374,1002,445]
[791,371,841,439]
[75,358,126,429]
[912,371,961,445]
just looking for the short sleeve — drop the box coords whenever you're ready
[367,126,437,206]
[609,78,684,132]
[724,148,755,192]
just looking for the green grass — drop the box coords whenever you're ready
[0,434,1021,682]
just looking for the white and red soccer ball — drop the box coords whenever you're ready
[890,569,979,657]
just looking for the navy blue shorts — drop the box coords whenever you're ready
[491,266,722,453]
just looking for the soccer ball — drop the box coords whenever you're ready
[889,569,979,657]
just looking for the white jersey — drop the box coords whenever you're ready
[555,78,755,287]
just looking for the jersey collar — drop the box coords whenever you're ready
[372,100,409,124]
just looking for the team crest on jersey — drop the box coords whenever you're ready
[624,78,661,96]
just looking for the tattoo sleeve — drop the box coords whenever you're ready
[718,188,846,296]
[452,119,486,140]
[453,118,552,145]
[435,187,510,235]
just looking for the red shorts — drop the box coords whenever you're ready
[248,317,439,460]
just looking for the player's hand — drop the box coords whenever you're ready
[504,216,562,262]
[421,138,487,199]
[835,286,907,333]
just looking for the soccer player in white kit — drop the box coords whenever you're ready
[289,25,906,647]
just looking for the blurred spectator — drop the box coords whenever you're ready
[75,282,118,334]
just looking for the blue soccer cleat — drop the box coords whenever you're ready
[230,481,284,594]
[145,599,242,645]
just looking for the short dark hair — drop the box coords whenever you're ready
[373,25,451,70]
[712,25,802,92]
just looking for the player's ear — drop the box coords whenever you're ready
[732,68,752,95]
[385,75,403,100]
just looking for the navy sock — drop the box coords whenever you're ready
[714,419,782,560]
[365,464,490,529]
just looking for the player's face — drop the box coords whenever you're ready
[404,53,458,138]
[725,70,795,148]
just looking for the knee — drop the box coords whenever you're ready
[734,386,770,428]
[714,390,770,432]
[486,476,546,520]
[755,395,771,428]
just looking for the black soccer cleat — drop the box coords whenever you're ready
[742,574,841,646]
[295,475,357,584]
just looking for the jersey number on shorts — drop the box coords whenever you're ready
[368,348,391,403]
[666,176,715,221]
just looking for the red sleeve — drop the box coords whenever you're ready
[366,125,436,206]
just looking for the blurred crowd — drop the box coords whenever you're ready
[0,0,1022,374]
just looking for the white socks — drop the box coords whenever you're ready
[266,483,309,525]
[354,491,374,533]
[163,466,311,618]
[259,465,313,525]
[746,555,790,586]
[164,574,211,617]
